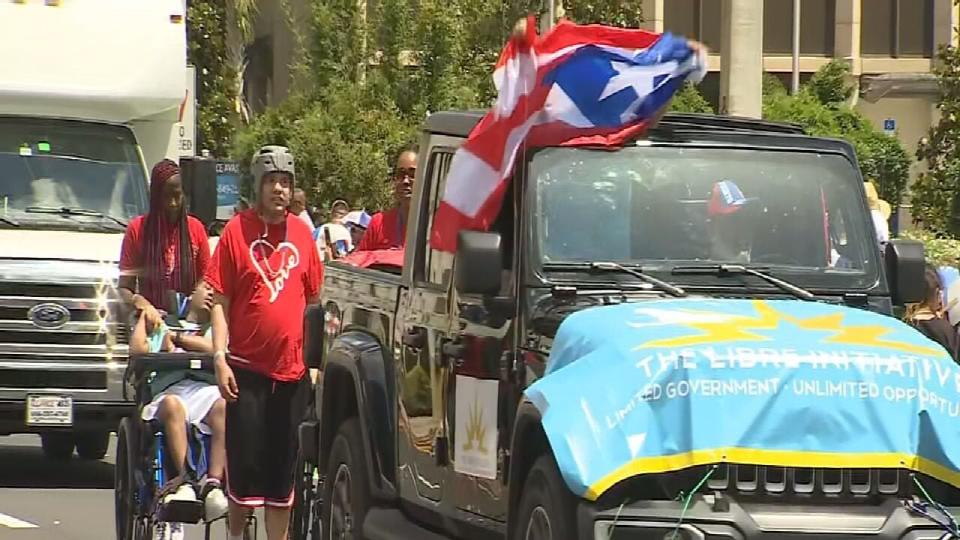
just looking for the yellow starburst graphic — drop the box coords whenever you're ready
[638,300,943,356]
[462,392,487,453]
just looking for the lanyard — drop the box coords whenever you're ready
[178,295,189,318]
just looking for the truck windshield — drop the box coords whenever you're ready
[530,145,880,290]
[0,118,148,227]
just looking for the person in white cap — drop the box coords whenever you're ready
[314,199,352,260]
[205,145,323,540]
[343,209,372,249]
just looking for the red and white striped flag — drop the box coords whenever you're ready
[429,16,706,252]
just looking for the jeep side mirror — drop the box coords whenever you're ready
[303,304,325,369]
[885,239,926,305]
[455,231,503,296]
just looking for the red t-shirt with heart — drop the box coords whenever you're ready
[205,209,323,381]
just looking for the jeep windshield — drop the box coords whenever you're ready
[530,144,881,291]
[0,118,148,231]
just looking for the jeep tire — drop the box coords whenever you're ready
[322,418,370,540]
[513,453,578,540]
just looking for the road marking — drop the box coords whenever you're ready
[0,512,38,529]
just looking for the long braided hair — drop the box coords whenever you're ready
[141,160,194,307]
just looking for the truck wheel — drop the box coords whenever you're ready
[40,432,75,461]
[322,418,370,540]
[513,453,577,540]
[76,431,110,460]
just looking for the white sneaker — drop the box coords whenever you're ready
[168,522,185,540]
[203,485,228,522]
[153,522,184,540]
[162,483,198,504]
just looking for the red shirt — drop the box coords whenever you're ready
[357,208,405,251]
[205,210,323,381]
[119,214,210,308]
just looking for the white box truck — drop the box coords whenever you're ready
[0,0,189,459]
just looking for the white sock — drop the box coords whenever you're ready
[228,534,243,540]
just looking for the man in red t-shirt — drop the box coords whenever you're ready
[356,145,418,251]
[119,159,210,331]
[205,145,323,540]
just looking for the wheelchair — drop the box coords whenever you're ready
[114,351,256,540]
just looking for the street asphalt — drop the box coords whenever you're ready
[0,434,268,540]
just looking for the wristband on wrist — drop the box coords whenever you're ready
[214,350,227,362]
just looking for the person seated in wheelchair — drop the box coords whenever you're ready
[130,281,228,523]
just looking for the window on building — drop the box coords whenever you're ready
[763,0,835,56]
[663,0,721,51]
[861,0,934,57]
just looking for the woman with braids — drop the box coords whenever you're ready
[119,159,211,332]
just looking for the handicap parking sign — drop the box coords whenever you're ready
[883,118,896,133]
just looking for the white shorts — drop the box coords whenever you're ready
[141,379,222,435]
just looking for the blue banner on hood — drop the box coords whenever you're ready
[524,299,960,500]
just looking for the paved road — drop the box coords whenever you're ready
[0,434,268,540]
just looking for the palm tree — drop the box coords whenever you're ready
[227,0,259,125]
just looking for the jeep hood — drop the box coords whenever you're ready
[0,229,123,262]
[524,298,960,500]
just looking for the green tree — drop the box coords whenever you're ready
[563,1,644,27]
[670,82,714,114]
[806,59,854,107]
[914,38,960,232]
[187,0,238,158]
[762,60,911,208]
[234,78,414,211]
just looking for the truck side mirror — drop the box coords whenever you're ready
[885,239,926,305]
[455,231,503,296]
[179,156,218,227]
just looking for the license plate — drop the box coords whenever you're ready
[26,394,73,426]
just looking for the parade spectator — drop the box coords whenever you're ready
[206,145,322,540]
[356,146,417,251]
[343,210,372,249]
[864,181,890,244]
[908,265,960,361]
[315,200,352,261]
[130,282,228,529]
[289,188,315,233]
[118,159,210,333]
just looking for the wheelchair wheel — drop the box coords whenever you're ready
[115,419,138,540]
[133,517,154,540]
[290,448,319,540]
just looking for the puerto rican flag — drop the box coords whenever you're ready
[429,16,707,252]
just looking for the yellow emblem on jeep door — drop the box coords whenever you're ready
[463,391,488,453]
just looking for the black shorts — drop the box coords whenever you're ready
[225,367,310,508]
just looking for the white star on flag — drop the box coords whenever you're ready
[598,59,683,123]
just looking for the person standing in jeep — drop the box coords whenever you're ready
[206,145,323,540]
[355,146,418,251]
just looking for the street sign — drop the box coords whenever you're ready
[216,161,241,220]
[883,118,896,135]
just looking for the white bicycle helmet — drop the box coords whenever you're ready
[250,145,296,199]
